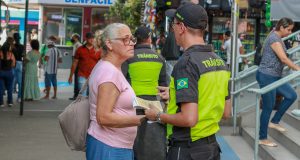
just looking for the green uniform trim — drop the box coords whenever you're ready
[167,77,177,139]
[128,61,163,96]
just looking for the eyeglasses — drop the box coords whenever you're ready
[111,36,137,46]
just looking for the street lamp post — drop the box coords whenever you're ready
[20,0,29,116]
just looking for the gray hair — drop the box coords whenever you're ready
[94,29,103,50]
[101,23,129,55]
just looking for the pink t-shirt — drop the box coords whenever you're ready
[87,60,137,149]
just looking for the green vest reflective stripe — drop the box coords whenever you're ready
[128,61,163,96]
[167,77,177,139]
[167,71,230,141]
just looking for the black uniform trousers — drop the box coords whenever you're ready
[167,134,221,160]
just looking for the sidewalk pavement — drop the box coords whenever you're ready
[0,69,85,160]
[0,69,241,160]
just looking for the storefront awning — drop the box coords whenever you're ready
[4,0,115,8]
[4,0,39,9]
[271,0,300,22]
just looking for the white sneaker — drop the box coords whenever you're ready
[0,104,4,108]
[8,103,13,107]
[269,122,287,132]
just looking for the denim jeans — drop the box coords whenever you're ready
[256,71,297,140]
[78,76,88,96]
[0,69,14,104]
[86,134,134,160]
[14,61,22,99]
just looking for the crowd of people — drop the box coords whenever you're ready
[0,29,102,105]
[0,1,299,160]
[85,3,231,160]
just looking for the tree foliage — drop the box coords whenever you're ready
[105,0,143,30]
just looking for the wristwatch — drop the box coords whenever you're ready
[156,111,163,124]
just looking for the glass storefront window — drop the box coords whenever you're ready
[65,8,82,46]
[91,8,109,32]
[43,7,62,44]
[43,7,82,45]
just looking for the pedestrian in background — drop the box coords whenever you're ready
[43,39,62,99]
[39,36,57,77]
[145,3,230,159]
[256,17,300,147]
[12,33,24,102]
[221,30,245,71]
[69,33,82,100]
[68,32,101,96]
[0,39,16,107]
[86,23,145,160]
[30,29,38,41]
[122,26,168,160]
[23,40,40,101]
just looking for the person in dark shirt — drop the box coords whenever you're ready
[0,39,16,107]
[122,26,168,160]
[12,33,24,102]
[145,4,230,159]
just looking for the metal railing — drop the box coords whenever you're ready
[230,30,300,160]
[247,71,300,160]
[234,45,300,94]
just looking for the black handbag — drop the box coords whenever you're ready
[134,121,167,160]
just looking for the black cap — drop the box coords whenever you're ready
[13,33,21,40]
[166,3,208,29]
[85,32,95,39]
[135,26,151,40]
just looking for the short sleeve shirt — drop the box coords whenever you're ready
[45,47,62,74]
[168,45,230,141]
[258,31,286,77]
[75,45,101,78]
[172,45,229,105]
[223,38,243,64]
[72,42,82,56]
[88,60,137,149]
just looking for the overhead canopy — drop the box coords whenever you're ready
[4,0,115,8]
[271,0,300,22]
[4,0,39,9]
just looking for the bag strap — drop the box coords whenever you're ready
[78,77,89,97]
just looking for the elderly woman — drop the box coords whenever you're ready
[86,23,145,160]
[257,17,300,147]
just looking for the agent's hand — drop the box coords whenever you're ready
[145,104,160,121]
[157,86,169,100]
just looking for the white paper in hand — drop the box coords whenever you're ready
[133,97,163,112]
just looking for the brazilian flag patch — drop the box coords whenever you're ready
[176,78,188,90]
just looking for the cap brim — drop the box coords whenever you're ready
[165,9,176,18]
